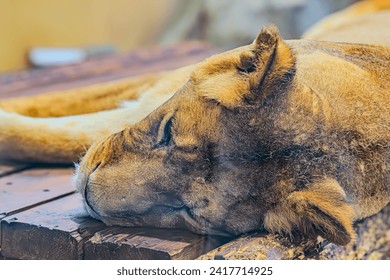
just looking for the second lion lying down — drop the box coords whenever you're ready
[0,22,389,245]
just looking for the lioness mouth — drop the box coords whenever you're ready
[179,207,232,237]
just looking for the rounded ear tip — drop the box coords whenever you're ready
[256,24,280,46]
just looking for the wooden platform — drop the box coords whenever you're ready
[1,42,389,260]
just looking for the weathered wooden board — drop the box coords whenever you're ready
[0,42,217,98]
[0,167,74,219]
[0,164,29,177]
[0,167,75,257]
[84,227,228,260]
[0,193,105,259]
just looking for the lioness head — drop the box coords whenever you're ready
[75,25,360,245]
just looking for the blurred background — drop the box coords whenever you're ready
[0,0,358,73]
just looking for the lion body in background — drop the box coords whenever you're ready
[0,1,389,246]
[303,0,390,45]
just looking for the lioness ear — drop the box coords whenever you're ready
[239,24,295,95]
[265,179,355,245]
[197,25,295,108]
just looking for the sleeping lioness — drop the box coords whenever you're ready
[0,9,389,246]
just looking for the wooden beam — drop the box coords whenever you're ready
[1,193,105,259]
[0,163,29,177]
[84,227,228,260]
[0,167,75,258]
[0,167,74,219]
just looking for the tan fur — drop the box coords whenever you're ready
[0,74,162,117]
[0,66,193,162]
[0,4,389,245]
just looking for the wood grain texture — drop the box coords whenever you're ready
[0,167,74,219]
[84,227,228,260]
[0,164,29,177]
[0,193,105,259]
[0,42,217,98]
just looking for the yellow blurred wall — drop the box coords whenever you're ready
[0,0,178,72]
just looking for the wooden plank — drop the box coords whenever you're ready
[0,193,105,260]
[0,42,217,98]
[84,227,228,260]
[0,167,75,257]
[0,163,29,177]
[0,167,74,219]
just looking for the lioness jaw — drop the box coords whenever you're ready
[75,24,390,246]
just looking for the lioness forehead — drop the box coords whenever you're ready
[191,46,251,81]
[189,46,254,107]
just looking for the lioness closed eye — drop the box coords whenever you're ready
[70,25,389,246]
